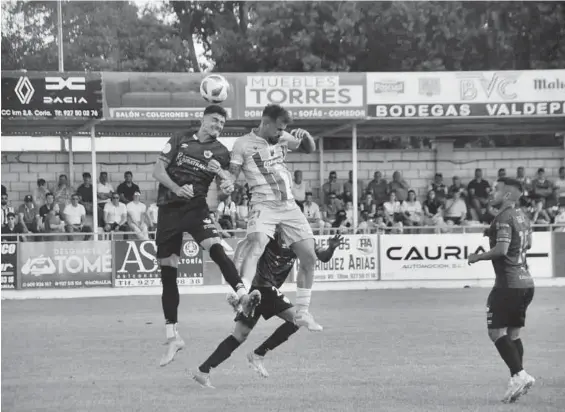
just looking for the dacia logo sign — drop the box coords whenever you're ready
[43,77,88,104]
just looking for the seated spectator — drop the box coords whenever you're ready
[343,170,364,202]
[360,192,377,217]
[103,193,129,234]
[97,171,114,225]
[44,204,66,241]
[33,178,50,208]
[444,190,468,226]
[209,211,232,238]
[342,189,353,204]
[63,193,92,240]
[389,171,410,202]
[333,209,349,232]
[498,168,507,179]
[322,171,343,205]
[292,170,307,209]
[554,166,565,205]
[554,206,565,231]
[1,212,26,242]
[401,190,423,228]
[448,176,467,200]
[303,192,324,234]
[147,202,158,233]
[216,194,237,231]
[467,168,491,222]
[383,191,404,230]
[54,174,74,211]
[76,172,94,218]
[322,192,343,232]
[235,194,250,229]
[423,190,444,227]
[530,168,555,217]
[117,171,141,204]
[341,201,357,232]
[429,173,448,205]
[18,195,40,238]
[516,166,533,195]
[1,193,15,227]
[39,192,56,232]
[367,171,388,207]
[356,210,376,234]
[127,192,149,240]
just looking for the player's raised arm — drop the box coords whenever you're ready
[315,234,344,263]
[281,129,316,154]
[228,136,246,181]
[152,136,193,199]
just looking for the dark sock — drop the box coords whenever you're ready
[199,335,241,373]
[161,266,179,324]
[494,335,523,376]
[209,244,245,293]
[513,338,524,365]
[254,322,299,357]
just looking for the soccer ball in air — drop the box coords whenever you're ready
[200,74,230,103]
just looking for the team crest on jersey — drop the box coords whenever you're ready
[183,240,200,257]
[203,150,213,159]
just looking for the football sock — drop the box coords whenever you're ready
[161,266,179,325]
[296,288,312,312]
[494,335,523,376]
[165,323,177,340]
[254,321,299,357]
[199,335,241,373]
[512,338,524,365]
[209,244,246,295]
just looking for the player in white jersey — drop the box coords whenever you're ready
[228,104,322,331]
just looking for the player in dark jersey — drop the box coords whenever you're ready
[153,105,260,367]
[192,231,343,388]
[468,177,535,403]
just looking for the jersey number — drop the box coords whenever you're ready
[517,230,528,264]
[271,286,291,304]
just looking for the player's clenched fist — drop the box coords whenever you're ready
[207,159,222,173]
[175,184,194,199]
[290,128,311,140]
[220,179,234,195]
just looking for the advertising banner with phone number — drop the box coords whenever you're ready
[1,242,18,289]
[114,238,203,287]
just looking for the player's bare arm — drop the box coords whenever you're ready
[228,162,243,182]
[292,128,316,154]
[468,239,510,264]
[152,158,194,199]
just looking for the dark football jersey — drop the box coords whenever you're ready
[157,132,230,207]
[253,234,297,289]
[488,206,534,288]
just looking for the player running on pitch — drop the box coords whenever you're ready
[153,104,260,367]
[192,230,343,388]
[468,177,535,404]
[226,104,322,331]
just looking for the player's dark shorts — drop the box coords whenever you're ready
[486,287,535,329]
[234,286,293,328]
[156,202,219,258]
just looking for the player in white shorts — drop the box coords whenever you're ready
[227,104,322,331]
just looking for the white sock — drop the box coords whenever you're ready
[296,288,312,312]
[166,323,176,340]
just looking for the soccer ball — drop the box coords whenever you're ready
[200,74,230,103]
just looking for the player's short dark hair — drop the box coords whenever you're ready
[203,104,227,119]
[262,104,292,124]
[497,177,523,192]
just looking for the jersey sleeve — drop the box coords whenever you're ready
[494,218,512,244]
[230,137,247,166]
[158,134,182,165]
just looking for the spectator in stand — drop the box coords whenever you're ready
[303,192,324,234]
[44,204,66,241]
[291,170,307,210]
[63,193,91,240]
[117,171,140,204]
[209,211,232,238]
[127,191,150,240]
[498,168,507,179]
[516,167,532,191]
[389,171,410,202]
[1,185,6,197]
[367,171,388,207]
[448,176,468,200]
[342,189,353,204]
[18,195,40,238]
[360,191,377,217]
[97,171,113,207]
[401,190,423,230]
[332,209,349,233]
[356,210,376,234]
[216,193,237,231]
[53,174,74,212]
[33,179,50,208]
[147,202,158,234]
[344,170,364,202]
[322,191,343,232]
[1,193,15,227]
[423,190,445,230]
[1,212,26,242]
[103,193,129,234]
[467,168,491,222]
[554,166,565,205]
[39,192,56,233]
[76,172,94,217]
[444,190,468,226]
[341,200,358,231]
[531,168,555,210]
[429,173,448,205]
[235,193,250,229]
[322,171,343,205]
[383,191,404,230]
[554,205,565,231]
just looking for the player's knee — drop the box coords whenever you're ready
[488,328,506,343]
[159,254,179,268]
[232,327,251,343]
[507,327,521,340]
[209,243,229,263]
[247,237,268,259]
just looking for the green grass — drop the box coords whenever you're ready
[2,288,564,412]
